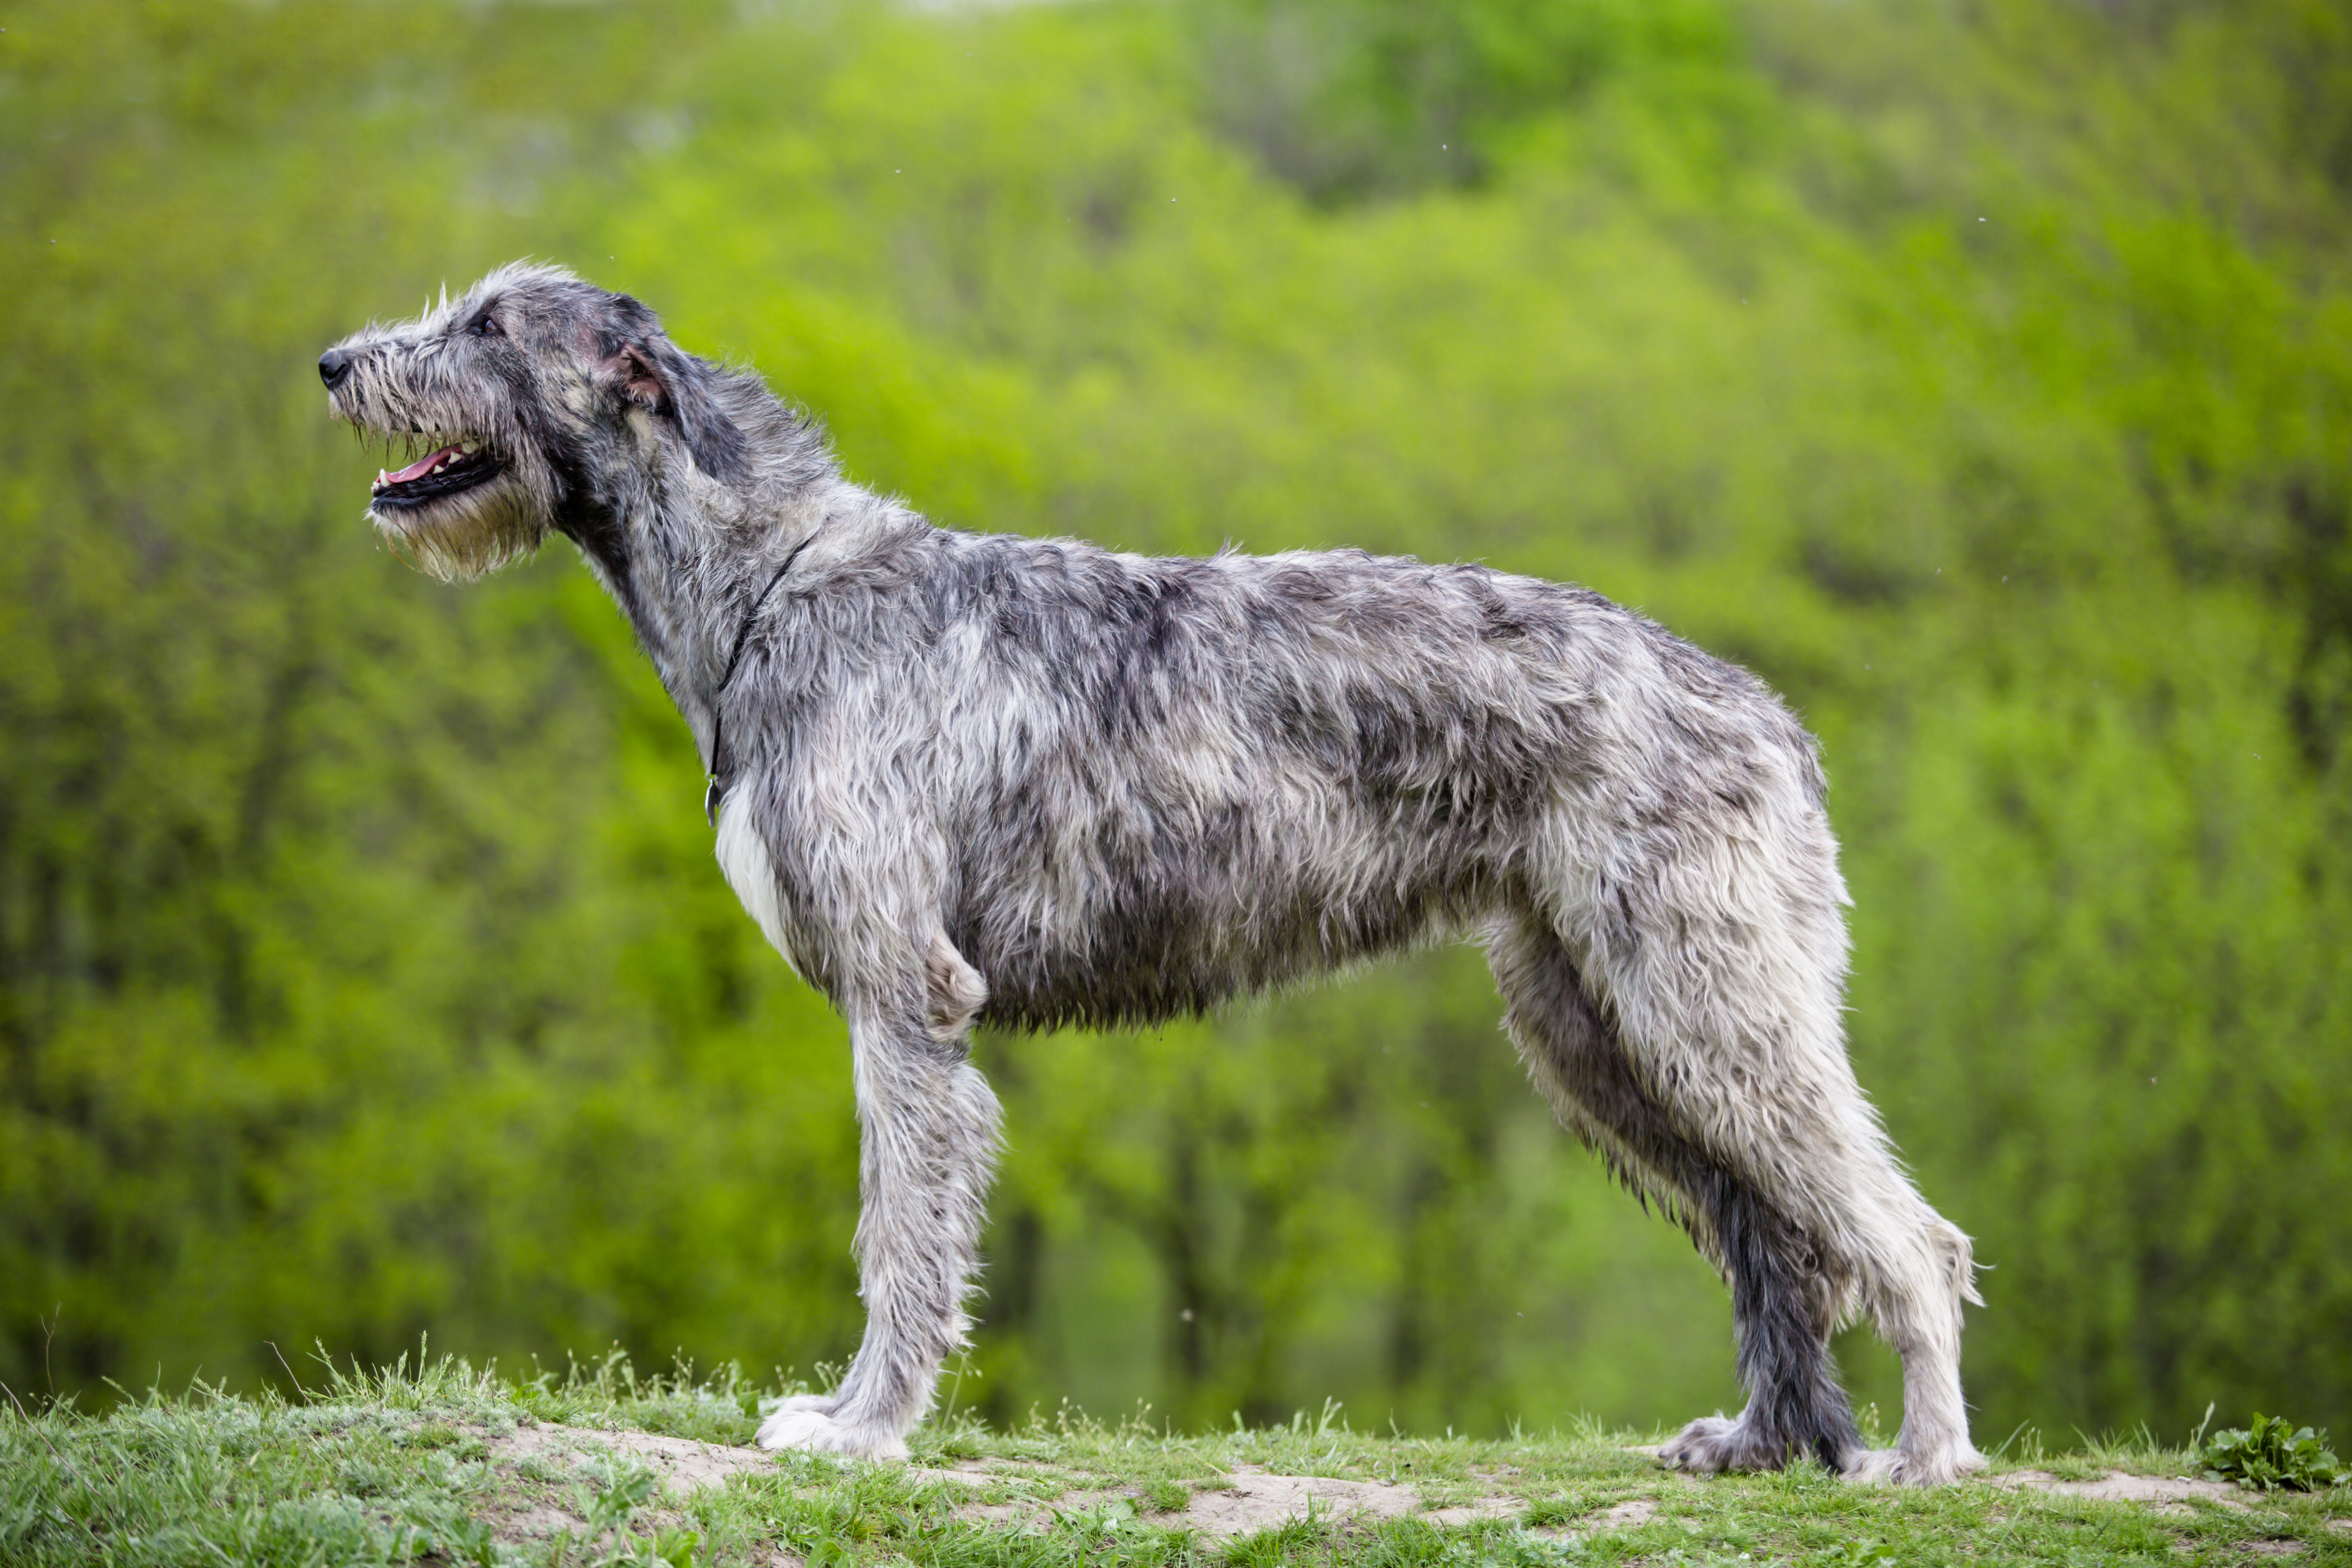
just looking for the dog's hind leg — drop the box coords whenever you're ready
[1546,858,1985,1487]
[755,935,1000,1459]
[1489,915,1866,1474]
[1497,895,1982,1483]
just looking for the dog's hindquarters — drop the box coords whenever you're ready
[1492,777,1981,1482]
[1488,915,1866,1471]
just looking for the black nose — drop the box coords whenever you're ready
[318,348,352,390]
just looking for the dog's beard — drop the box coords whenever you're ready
[372,479,545,582]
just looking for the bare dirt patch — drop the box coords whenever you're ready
[1988,1470,2253,1513]
[490,1422,783,1494]
[907,1461,1000,1488]
[1527,1497,1659,1541]
[955,1488,1130,1527]
[905,1457,1518,1538]
[500,1504,594,1541]
[1179,1465,1518,1537]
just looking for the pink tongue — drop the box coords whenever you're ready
[387,444,463,484]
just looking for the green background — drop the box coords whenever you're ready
[4,0,2348,1449]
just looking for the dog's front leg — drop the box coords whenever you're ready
[756,943,999,1459]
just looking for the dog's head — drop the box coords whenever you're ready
[320,262,746,582]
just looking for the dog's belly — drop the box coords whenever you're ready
[952,845,1471,1032]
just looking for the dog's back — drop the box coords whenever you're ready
[790,527,1835,1034]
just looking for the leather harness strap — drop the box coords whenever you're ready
[702,532,814,826]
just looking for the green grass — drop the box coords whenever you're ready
[3,1355,2346,1566]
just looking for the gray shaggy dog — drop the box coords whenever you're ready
[321,263,1984,1483]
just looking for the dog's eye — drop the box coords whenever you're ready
[467,311,502,338]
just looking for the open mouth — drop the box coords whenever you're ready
[369,439,503,509]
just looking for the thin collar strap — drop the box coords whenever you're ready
[702,531,814,826]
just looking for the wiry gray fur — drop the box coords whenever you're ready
[322,263,1985,1483]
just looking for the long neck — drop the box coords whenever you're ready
[555,437,838,770]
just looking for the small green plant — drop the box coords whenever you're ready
[1830,1543,1900,1566]
[2199,1413,2347,1492]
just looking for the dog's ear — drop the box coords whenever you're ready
[599,326,750,483]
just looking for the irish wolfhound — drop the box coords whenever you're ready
[320,263,1982,1482]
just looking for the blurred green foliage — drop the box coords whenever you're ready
[3,0,2347,1447]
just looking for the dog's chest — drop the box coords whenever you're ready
[712,795,810,981]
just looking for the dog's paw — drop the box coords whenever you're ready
[1843,1446,1906,1484]
[1842,1443,1986,1486]
[1658,1414,1745,1474]
[755,1405,911,1460]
